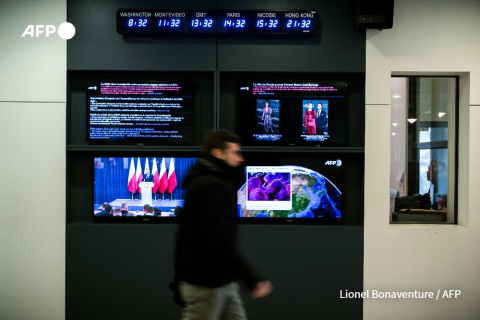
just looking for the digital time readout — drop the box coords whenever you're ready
[224,19,247,28]
[256,19,279,28]
[158,19,181,27]
[286,19,312,28]
[127,18,148,27]
[191,19,214,28]
[117,10,318,34]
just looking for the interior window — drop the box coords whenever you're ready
[390,76,457,224]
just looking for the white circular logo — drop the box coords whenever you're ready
[58,22,76,40]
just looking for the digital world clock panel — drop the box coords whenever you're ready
[117,10,318,35]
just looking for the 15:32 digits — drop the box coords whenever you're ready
[256,19,279,28]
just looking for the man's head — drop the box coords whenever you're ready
[203,130,244,168]
[102,202,108,210]
[105,204,112,214]
[145,168,150,175]
[427,159,447,184]
[144,204,150,212]
[317,103,323,111]
[146,206,155,215]
[121,202,128,210]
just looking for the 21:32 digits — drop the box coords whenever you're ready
[286,19,311,28]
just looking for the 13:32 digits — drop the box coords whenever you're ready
[191,19,213,28]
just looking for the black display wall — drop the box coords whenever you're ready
[67,0,365,319]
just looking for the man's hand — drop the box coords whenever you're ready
[251,280,273,298]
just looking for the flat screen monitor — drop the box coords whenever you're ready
[87,80,194,144]
[238,81,346,145]
[237,155,343,223]
[93,156,197,219]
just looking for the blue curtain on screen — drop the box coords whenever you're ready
[94,157,197,204]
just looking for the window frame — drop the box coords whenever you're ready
[390,75,459,224]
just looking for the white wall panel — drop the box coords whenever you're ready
[0,102,65,320]
[0,0,66,102]
[0,0,66,319]
[365,0,480,319]
[366,0,480,105]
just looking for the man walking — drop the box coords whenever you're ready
[173,130,273,319]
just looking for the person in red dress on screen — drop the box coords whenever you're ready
[304,102,317,135]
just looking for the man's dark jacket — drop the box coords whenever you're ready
[174,155,262,291]
[142,174,153,182]
[315,109,327,133]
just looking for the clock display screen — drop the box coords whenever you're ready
[117,10,318,35]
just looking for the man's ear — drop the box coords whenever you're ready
[211,148,223,159]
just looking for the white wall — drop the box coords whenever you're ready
[0,1,66,319]
[365,0,480,319]
[390,77,407,196]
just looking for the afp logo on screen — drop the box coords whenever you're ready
[21,22,76,40]
[325,160,342,167]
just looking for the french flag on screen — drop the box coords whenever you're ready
[167,158,177,193]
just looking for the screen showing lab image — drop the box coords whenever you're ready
[238,159,342,220]
[246,166,292,211]
[302,100,329,139]
[93,157,197,218]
